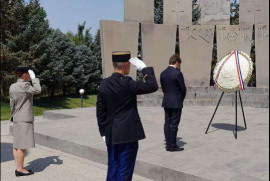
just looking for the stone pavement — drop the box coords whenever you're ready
[3,106,269,181]
[1,123,152,181]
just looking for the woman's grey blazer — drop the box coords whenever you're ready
[9,78,41,123]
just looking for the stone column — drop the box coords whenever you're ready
[163,0,192,25]
[240,0,269,25]
[141,23,177,86]
[256,25,269,88]
[180,25,215,87]
[199,0,231,25]
[100,20,139,79]
[124,0,154,23]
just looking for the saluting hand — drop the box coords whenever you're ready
[28,70,36,79]
[129,57,147,71]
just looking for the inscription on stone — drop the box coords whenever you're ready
[240,0,269,24]
[217,25,253,59]
[200,0,231,25]
[163,0,192,25]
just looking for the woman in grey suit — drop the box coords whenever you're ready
[9,66,41,177]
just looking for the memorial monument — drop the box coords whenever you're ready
[100,0,269,91]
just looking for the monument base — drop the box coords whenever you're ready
[137,87,269,108]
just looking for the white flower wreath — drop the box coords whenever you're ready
[213,51,253,93]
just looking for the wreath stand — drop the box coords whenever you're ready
[205,91,247,139]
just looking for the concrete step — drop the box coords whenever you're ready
[137,87,269,108]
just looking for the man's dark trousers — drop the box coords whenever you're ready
[106,142,138,181]
[164,108,182,148]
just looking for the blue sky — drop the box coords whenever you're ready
[40,0,124,35]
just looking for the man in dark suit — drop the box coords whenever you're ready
[160,54,187,152]
[96,51,158,181]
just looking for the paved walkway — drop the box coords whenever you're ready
[1,123,152,181]
[23,106,270,181]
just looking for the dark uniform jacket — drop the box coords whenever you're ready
[160,66,187,109]
[96,67,158,145]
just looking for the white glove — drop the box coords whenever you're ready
[102,136,106,143]
[28,70,36,79]
[129,57,147,71]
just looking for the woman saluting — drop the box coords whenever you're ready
[9,66,41,177]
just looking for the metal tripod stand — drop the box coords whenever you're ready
[205,91,247,139]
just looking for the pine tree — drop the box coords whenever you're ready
[154,0,163,24]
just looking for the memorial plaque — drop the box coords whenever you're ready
[141,23,177,86]
[200,0,231,25]
[124,0,154,23]
[163,0,192,25]
[256,25,269,88]
[240,0,269,25]
[180,25,215,87]
[217,25,253,60]
[100,20,139,79]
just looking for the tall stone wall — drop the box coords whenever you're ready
[180,25,215,87]
[100,20,139,79]
[256,25,269,88]
[141,23,177,86]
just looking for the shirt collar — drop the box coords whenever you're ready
[169,65,176,69]
[17,79,25,82]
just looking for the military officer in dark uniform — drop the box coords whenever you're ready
[96,51,158,181]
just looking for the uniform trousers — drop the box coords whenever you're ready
[164,108,182,148]
[106,141,138,181]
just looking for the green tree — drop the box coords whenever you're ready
[154,0,163,24]
[33,30,76,97]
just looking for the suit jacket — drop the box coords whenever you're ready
[9,78,41,123]
[96,67,158,145]
[160,66,187,109]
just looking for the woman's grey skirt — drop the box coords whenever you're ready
[13,122,35,149]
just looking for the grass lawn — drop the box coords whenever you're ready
[1,95,97,121]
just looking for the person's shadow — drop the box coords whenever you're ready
[25,156,63,172]
[176,137,187,148]
[164,137,187,148]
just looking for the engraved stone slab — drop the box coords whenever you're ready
[124,0,154,23]
[240,0,270,25]
[141,23,177,86]
[199,0,231,25]
[100,21,139,79]
[256,25,269,88]
[163,0,192,25]
[180,25,215,87]
[217,25,253,60]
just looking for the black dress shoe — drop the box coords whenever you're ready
[166,146,184,152]
[15,170,34,177]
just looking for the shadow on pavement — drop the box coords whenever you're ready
[25,156,63,172]
[176,137,187,148]
[212,123,246,131]
[1,143,14,162]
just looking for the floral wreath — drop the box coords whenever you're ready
[213,50,253,93]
